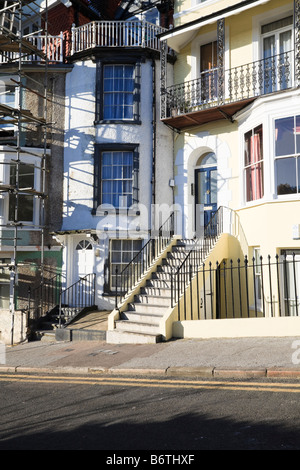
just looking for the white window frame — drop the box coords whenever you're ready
[0,150,42,227]
[243,124,264,204]
[261,15,294,93]
[273,113,300,198]
[110,238,143,291]
[252,4,294,63]
[0,76,19,137]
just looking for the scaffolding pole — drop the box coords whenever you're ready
[0,0,49,344]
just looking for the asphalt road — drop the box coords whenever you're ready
[1,373,300,451]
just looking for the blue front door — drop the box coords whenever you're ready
[195,166,217,227]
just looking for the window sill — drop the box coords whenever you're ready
[94,120,141,126]
[92,208,140,216]
[241,194,300,209]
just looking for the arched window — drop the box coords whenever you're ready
[76,240,93,250]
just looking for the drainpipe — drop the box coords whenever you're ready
[152,57,156,211]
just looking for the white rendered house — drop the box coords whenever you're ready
[56,12,175,310]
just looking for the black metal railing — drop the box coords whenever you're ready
[115,211,175,307]
[177,253,300,322]
[28,272,62,320]
[171,206,224,311]
[58,273,96,326]
[164,50,293,118]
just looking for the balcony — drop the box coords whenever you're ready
[70,20,168,55]
[0,33,64,65]
[161,50,294,130]
[0,20,169,66]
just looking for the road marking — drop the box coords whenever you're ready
[1,373,300,393]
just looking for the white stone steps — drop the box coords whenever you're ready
[121,311,164,323]
[115,319,160,335]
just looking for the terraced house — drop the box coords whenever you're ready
[107,0,300,343]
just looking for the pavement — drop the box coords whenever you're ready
[1,310,300,379]
[2,334,300,379]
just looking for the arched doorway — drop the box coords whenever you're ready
[195,152,217,230]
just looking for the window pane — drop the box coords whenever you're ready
[9,194,34,221]
[124,106,133,119]
[276,157,297,194]
[296,116,300,154]
[102,165,111,179]
[102,152,111,165]
[244,130,252,166]
[210,169,217,204]
[275,117,295,156]
[280,30,292,54]
[197,171,207,205]
[111,165,120,179]
[245,167,253,202]
[298,157,300,193]
[254,126,263,161]
[103,65,113,78]
[113,152,122,165]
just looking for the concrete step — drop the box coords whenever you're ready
[127,303,167,314]
[157,264,176,274]
[146,278,172,289]
[107,329,162,344]
[121,310,164,323]
[134,294,171,306]
[140,285,171,297]
[35,330,57,342]
[115,320,160,335]
[150,271,172,282]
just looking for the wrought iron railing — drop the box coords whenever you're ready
[71,20,167,55]
[177,253,300,321]
[115,211,175,307]
[171,206,224,311]
[27,272,62,320]
[58,273,96,326]
[163,50,294,118]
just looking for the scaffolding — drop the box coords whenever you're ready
[0,0,49,344]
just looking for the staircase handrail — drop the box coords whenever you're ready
[115,211,175,307]
[171,206,224,307]
[58,272,96,327]
[27,271,63,319]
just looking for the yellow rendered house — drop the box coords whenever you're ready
[154,0,300,338]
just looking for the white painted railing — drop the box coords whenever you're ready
[0,33,64,63]
[71,20,166,54]
[0,21,168,65]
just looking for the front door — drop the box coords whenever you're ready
[75,239,94,280]
[195,166,217,228]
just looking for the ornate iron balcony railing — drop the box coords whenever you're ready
[162,50,294,119]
